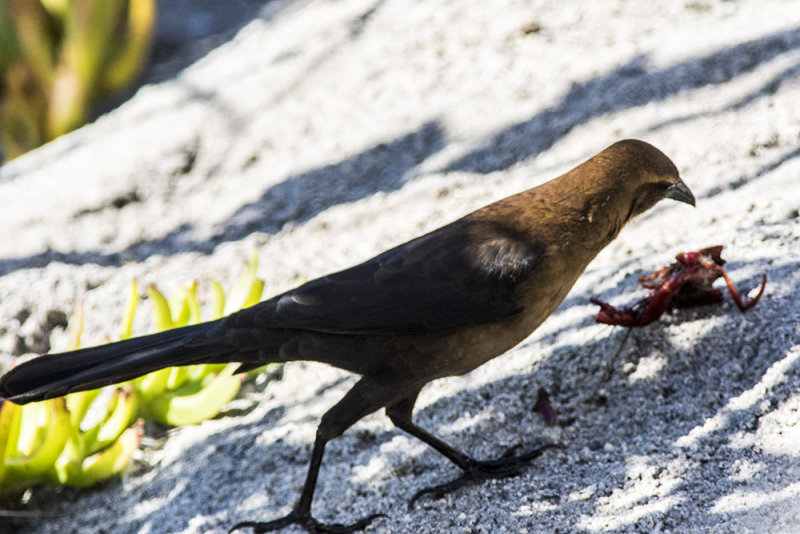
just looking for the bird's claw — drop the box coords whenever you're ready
[408,443,560,509]
[230,510,386,534]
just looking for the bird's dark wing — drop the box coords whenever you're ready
[226,219,544,335]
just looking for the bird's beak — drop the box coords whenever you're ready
[666,180,695,206]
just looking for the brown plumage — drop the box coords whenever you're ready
[0,139,694,533]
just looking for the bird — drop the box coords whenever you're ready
[0,139,694,533]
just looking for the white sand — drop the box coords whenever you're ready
[1,0,799,532]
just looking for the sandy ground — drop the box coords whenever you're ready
[1,0,799,532]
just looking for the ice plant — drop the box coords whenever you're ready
[0,301,142,491]
[0,0,155,159]
[0,254,266,492]
[134,254,265,426]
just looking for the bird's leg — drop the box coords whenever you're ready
[386,398,558,508]
[230,379,389,534]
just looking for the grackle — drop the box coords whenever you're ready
[0,139,694,533]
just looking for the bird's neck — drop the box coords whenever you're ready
[526,176,629,255]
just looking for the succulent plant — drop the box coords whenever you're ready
[0,254,267,493]
[0,0,156,159]
[0,302,141,491]
[134,254,266,426]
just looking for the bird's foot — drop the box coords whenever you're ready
[230,509,385,534]
[408,443,560,508]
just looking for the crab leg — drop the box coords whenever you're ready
[720,271,767,312]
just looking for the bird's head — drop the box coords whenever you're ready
[601,139,695,222]
[546,139,695,249]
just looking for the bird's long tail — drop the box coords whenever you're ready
[0,320,234,404]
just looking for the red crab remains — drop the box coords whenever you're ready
[590,245,767,327]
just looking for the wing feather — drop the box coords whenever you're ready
[226,219,544,335]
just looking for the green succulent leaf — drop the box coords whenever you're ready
[146,284,173,332]
[0,4,21,74]
[67,420,143,487]
[141,363,244,427]
[3,399,70,482]
[119,278,139,340]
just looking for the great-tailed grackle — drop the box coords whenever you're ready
[0,139,694,533]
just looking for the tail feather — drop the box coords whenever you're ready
[0,321,227,404]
